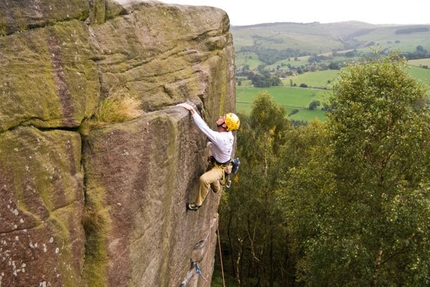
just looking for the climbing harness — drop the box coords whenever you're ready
[210,156,240,185]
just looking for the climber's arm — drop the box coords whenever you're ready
[177,102,218,142]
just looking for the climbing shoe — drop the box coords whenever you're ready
[187,203,200,211]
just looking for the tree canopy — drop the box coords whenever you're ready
[216,52,430,287]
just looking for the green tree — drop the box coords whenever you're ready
[218,92,291,287]
[308,100,321,110]
[283,52,430,286]
[276,120,333,285]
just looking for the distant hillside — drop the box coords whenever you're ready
[231,21,430,70]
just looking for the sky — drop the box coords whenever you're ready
[159,0,430,26]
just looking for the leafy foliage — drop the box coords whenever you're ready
[218,52,430,286]
[283,53,430,286]
[247,71,282,87]
[218,92,292,286]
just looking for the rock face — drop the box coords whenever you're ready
[0,1,236,286]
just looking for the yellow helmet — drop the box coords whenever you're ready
[224,113,240,131]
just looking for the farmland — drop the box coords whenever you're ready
[236,66,430,122]
[236,85,328,122]
[232,22,430,121]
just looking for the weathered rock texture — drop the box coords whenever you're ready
[0,0,236,286]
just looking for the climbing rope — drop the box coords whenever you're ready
[197,179,225,286]
[215,180,227,287]
[217,227,226,287]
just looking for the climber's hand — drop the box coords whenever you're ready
[177,103,195,114]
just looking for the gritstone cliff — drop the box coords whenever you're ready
[0,0,236,286]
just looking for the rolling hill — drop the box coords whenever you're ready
[231,21,430,70]
[231,21,430,122]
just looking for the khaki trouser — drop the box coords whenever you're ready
[195,163,224,206]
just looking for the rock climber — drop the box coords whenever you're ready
[177,102,240,211]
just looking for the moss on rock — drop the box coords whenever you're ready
[0,20,99,132]
[82,188,111,287]
[0,0,89,36]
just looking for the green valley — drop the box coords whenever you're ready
[232,21,430,122]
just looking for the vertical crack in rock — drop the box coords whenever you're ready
[47,33,76,127]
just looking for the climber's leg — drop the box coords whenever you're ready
[195,166,223,206]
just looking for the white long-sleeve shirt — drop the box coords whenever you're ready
[192,113,234,163]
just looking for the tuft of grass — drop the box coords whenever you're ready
[79,96,143,135]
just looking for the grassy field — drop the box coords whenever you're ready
[236,65,430,122]
[233,22,430,122]
[408,65,430,87]
[236,85,329,122]
[409,58,430,67]
[285,69,339,89]
[352,26,430,54]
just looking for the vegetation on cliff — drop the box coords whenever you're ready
[79,96,142,136]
